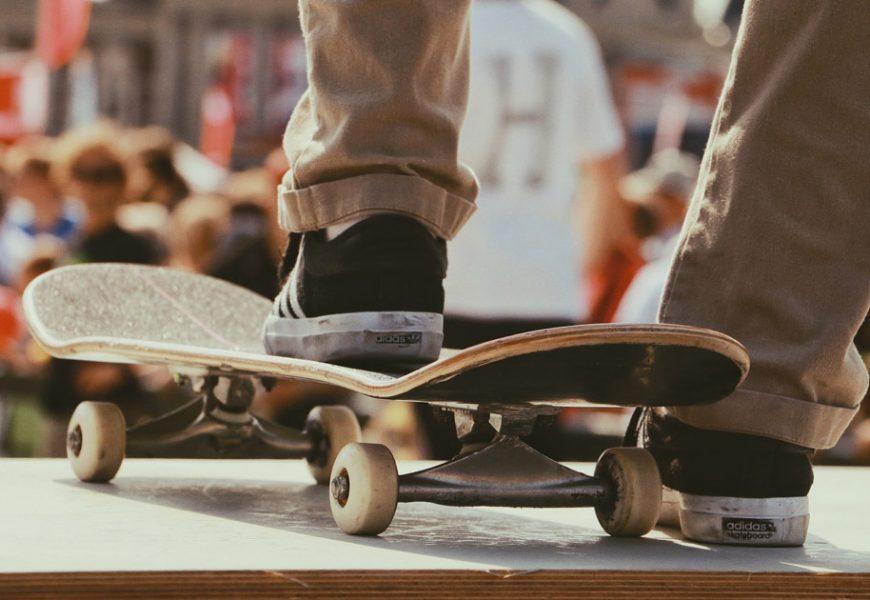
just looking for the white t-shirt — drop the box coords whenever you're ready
[445,0,623,321]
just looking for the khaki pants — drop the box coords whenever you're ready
[282,0,870,449]
[660,1,870,449]
[279,0,477,240]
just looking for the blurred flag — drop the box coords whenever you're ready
[0,53,49,141]
[36,0,92,69]
[200,85,236,168]
[0,286,22,356]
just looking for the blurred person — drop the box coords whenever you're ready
[264,147,290,189]
[265,0,868,547]
[0,244,61,457]
[56,131,163,265]
[39,130,163,455]
[124,127,190,209]
[0,139,83,285]
[115,201,171,254]
[613,149,700,324]
[420,0,628,459]
[443,0,627,348]
[1,241,62,379]
[213,171,282,299]
[223,167,284,261]
[362,401,431,460]
[0,171,19,358]
[168,194,231,274]
[1,240,63,366]
[168,189,279,299]
[0,283,20,360]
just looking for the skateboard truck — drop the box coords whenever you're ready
[392,409,615,506]
[64,374,361,486]
[329,407,662,538]
[124,375,313,459]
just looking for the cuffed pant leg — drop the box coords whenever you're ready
[659,0,870,449]
[279,0,478,240]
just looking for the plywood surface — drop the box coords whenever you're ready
[1,459,868,574]
[2,459,869,597]
[3,571,869,599]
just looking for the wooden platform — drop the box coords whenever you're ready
[1,459,868,598]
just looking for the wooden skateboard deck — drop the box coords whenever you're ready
[23,264,749,408]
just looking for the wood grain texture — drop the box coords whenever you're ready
[4,460,869,575]
[23,264,749,406]
[2,571,868,599]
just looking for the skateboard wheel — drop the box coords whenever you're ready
[328,443,398,536]
[304,405,362,485]
[66,401,126,483]
[594,447,662,537]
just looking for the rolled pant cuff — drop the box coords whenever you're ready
[278,173,476,240]
[668,388,860,450]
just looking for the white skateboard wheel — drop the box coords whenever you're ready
[305,405,362,485]
[66,401,126,483]
[594,447,662,537]
[329,443,398,535]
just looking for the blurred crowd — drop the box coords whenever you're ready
[0,122,309,456]
[0,120,866,465]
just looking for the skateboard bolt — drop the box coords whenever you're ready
[67,425,83,457]
[330,472,350,504]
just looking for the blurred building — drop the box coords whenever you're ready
[565,0,742,166]
[0,0,303,167]
[0,0,740,168]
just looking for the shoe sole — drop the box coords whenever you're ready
[263,311,443,365]
[659,486,681,528]
[659,488,809,546]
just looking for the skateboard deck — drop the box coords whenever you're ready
[23,263,749,408]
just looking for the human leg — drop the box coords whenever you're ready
[641,0,870,545]
[278,0,478,240]
[266,0,477,364]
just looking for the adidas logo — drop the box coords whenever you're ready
[723,518,776,540]
[376,332,423,345]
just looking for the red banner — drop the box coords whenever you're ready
[0,54,49,142]
[36,0,92,69]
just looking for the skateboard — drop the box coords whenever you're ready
[24,263,749,538]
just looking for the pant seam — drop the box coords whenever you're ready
[669,387,860,449]
[735,386,862,411]
[278,173,476,238]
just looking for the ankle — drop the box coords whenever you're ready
[325,216,366,240]
[325,214,440,241]
[639,409,814,498]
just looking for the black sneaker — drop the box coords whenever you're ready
[625,407,813,546]
[263,215,446,366]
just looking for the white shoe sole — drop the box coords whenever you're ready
[658,488,809,546]
[263,311,443,364]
